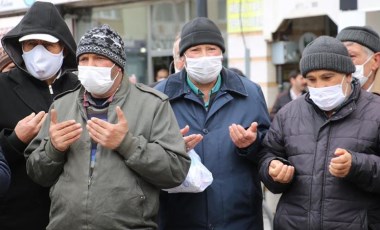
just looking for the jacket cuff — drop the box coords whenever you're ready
[115,131,139,160]
[4,129,28,154]
[45,139,65,162]
[237,131,262,159]
[346,151,358,179]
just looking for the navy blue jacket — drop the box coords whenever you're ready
[0,148,10,195]
[156,68,270,230]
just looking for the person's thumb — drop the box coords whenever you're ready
[50,109,57,125]
[180,125,189,136]
[334,148,346,156]
[248,122,258,133]
[116,106,126,124]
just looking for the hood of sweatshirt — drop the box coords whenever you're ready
[1,1,77,74]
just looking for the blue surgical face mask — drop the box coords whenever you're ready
[22,45,63,81]
[308,75,349,111]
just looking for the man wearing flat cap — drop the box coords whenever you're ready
[258,35,380,229]
[337,26,380,95]
[156,17,271,230]
[0,1,79,229]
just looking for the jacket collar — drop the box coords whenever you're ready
[163,67,248,100]
[370,69,380,95]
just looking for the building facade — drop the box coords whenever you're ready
[1,0,380,109]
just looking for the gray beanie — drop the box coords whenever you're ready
[76,24,126,70]
[337,26,380,53]
[179,17,225,56]
[300,36,355,76]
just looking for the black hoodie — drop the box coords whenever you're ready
[0,2,79,230]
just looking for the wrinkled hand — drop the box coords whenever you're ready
[87,106,128,150]
[269,160,295,183]
[50,109,82,152]
[180,125,203,152]
[229,122,258,148]
[329,148,352,178]
[15,111,47,144]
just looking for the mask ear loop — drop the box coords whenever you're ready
[342,75,349,96]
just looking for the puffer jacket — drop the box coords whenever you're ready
[259,80,380,230]
[25,78,191,230]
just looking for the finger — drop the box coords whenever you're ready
[89,117,110,130]
[61,126,82,141]
[87,127,102,144]
[248,122,258,133]
[269,160,282,169]
[116,106,126,124]
[87,122,105,143]
[330,154,348,164]
[275,165,289,180]
[30,111,46,124]
[334,148,346,156]
[180,125,190,136]
[230,124,245,141]
[329,165,346,177]
[186,134,203,149]
[330,161,350,171]
[270,161,284,177]
[22,112,36,123]
[53,120,78,131]
[36,113,48,130]
[283,166,295,182]
[229,125,239,142]
[50,109,57,125]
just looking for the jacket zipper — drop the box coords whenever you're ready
[49,85,54,94]
[320,124,332,229]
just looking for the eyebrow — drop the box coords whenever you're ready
[306,72,335,78]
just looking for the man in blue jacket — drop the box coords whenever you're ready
[156,17,271,230]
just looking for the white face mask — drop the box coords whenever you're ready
[185,55,223,84]
[22,45,63,81]
[78,64,119,96]
[353,55,373,86]
[308,76,348,111]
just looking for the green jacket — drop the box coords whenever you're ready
[25,77,190,230]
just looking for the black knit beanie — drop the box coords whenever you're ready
[179,17,225,56]
[337,26,380,53]
[76,24,126,70]
[300,36,355,76]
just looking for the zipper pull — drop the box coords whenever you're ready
[49,85,53,94]
[88,175,93,187]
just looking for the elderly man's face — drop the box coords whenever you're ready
[344,42,375,77]
[305,70,352,90]
[184,44,222,58]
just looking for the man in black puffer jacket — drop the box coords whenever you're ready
[259,36,380,230]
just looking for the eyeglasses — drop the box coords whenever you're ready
[22,40,63,54]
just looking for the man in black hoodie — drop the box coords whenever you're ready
[0,2,79,229]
